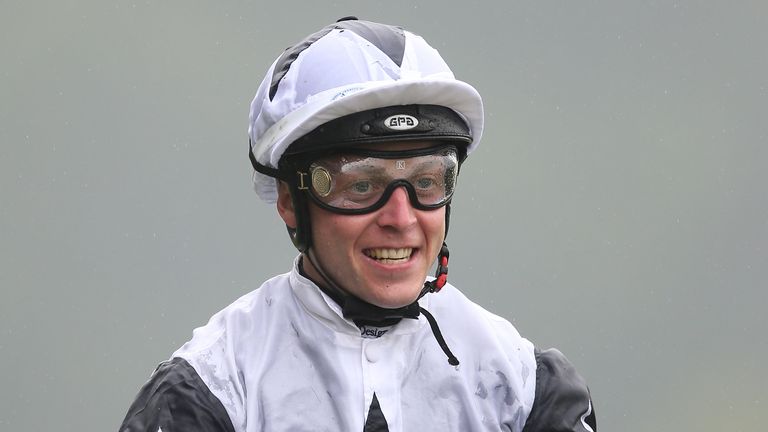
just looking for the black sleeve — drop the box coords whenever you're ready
[119,357,236,432]
[522,348,597,432]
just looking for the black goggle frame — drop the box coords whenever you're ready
[287,144,461,215]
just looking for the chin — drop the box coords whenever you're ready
[366,283,423,309]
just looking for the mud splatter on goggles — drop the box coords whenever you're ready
[293,145,459,214]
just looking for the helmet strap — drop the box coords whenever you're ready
[287,181,312,252]
[421,242,450,294]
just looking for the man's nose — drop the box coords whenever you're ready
[376,187,417,229]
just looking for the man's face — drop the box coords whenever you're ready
[278,142,448,309]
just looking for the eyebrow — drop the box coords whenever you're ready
[338,157,444,176]
[409,159,439,170]
[339,162,388,176]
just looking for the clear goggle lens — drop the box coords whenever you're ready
[305,146,459,213]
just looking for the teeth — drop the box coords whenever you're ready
[365,248,412,261]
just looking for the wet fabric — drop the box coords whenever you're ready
[119,358,235,432]
[120,257,596,431]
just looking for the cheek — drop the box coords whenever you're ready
[423,210,447,240]
[311,212,366,249]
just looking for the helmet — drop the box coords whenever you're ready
[248,17,484,204]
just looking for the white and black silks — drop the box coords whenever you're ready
[120,258,597,432]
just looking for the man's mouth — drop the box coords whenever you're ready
[364,247,413,264]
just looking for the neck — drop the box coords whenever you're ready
[298,251,459,366]
[299,252,421,327]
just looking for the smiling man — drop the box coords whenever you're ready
[121,17,596,432]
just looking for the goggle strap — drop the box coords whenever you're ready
[249,140,289,181]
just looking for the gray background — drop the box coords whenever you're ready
[2,1,766,430]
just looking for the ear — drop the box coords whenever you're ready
[276,181,297,229]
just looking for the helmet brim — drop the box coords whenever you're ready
[250,78,483,203]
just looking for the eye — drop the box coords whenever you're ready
[414,176,437,190]
[350,180,373,194]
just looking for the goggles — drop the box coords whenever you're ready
[294,145,460,214]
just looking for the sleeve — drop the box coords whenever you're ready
[521,348,597,432]
[119,357,236,432]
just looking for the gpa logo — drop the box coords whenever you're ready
[384,114,419,131]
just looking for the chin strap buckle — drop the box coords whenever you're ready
[425,243,450,293]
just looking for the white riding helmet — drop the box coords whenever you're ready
[248,17,484,203]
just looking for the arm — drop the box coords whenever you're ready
[522,348,597,432]
[119,357,236,432]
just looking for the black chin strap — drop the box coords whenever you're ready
[301,246,459,366]
[419,307,459,366]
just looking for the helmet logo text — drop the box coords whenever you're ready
[384,114,419,131]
